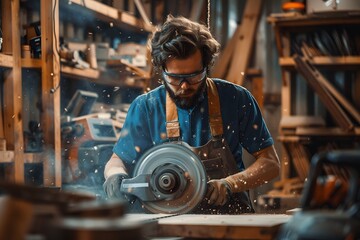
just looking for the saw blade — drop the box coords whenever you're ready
[133,143,207,214]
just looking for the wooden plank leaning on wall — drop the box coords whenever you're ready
[226,0,263,86]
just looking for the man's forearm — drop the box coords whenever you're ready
[104,153,128,179]
[224,145,280,193]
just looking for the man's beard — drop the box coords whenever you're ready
[165,79,206,109]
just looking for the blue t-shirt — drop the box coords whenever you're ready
[113,79,274,175]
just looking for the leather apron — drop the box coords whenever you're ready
[166,78,254,214]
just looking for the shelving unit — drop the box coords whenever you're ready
[0,0,60,186]
[0,0,153,187]
[267,14,360,183]
[279,56,360,69]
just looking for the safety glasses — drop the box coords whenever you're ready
[162,67,207,86]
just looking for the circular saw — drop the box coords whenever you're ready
[120,143,207,214]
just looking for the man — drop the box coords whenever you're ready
[104,15,280,214]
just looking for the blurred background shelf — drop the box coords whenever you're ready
[279,56,360,69]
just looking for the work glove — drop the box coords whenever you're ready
[103,173,134,202]
[205,179,232,206]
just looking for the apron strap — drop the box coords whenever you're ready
[166,92,180,139]
[165,78,223,139]
[206,78,223,136]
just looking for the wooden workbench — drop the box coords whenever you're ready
[124,213,291,240]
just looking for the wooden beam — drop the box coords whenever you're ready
[0,54,42,68]
[189,0,205,23]
[1,0,12,54]
[211,24,242,79]
[0,197,34,240]
[3,0,24,183]
[0,53,13,68]
[251,76,264,110]
[279,56,360,68]
[295,127,360,136]
[134,0,151,26]
[226,0,263,86]
[41,0,61,187]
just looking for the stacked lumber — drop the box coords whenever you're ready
[294,55,360,131]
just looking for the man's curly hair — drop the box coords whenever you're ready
[150,15,220,71]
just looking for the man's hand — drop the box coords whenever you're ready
[205,179,232,206]
[103,173,129,200]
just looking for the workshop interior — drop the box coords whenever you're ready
[0,0,359,239]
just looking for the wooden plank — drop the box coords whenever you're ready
[0,54,13,68]
[189,0,205,23]
[287,143,309,181]
[128,0,135,14]
[226,0,263,86]
[0,196,34,240]
[3,0,24,183]
[134,0,151,26]
[0,152,43,164]
[294,56,354,131]
[1,0,12,55]
[251,76,264,110]
[281,76,291,116]
[0,151,14,163]
[280,56,360,68]
[61,65,147,88]
[41,0,61,187]
[280,143,291,180]
[0,0,12,138]
[21,58,42,68]
[296,127,360,136]
[107,59,151,78]
[280,116,325,129]
[0,54,42,68]
[211,24,242,79]
[155,214,290,240]
[314,68,360,124]
[267,15,360,27]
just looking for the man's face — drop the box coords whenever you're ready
[163,50,206,109]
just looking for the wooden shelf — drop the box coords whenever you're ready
[22,58,42,68]
[0,53,13,68]
[0,53,42,68]
[61,0,155,33]
[0,151,43,164]
[268,14,360,28]
[279,56,360,69]
[295,127,360,137]
[268,12,360,184]
[61,65,147,89]
[106,59,151,78]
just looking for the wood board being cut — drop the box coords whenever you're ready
[125,213,291,240]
